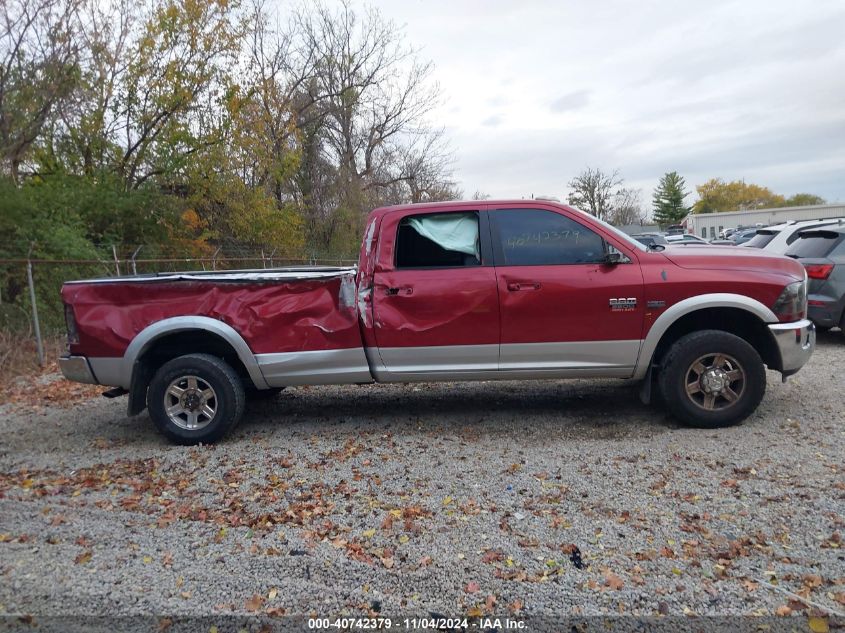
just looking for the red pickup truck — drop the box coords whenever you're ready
[60,200,815,444]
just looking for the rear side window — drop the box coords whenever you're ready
[785,231,844,258]
[395,212,480,268]
[744,230,778,248]
[786,223,839,245]
[492,209,606,265]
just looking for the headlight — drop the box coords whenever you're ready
[771,279,807,322]
[64,304,80,345]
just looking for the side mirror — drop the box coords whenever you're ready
[605,251,623,265]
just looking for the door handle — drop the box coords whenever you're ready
[507,282,541,291]
[386,286,413,296]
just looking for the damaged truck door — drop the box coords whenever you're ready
[369,208,500,380]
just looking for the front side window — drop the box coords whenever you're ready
[492,209,606,265]
[395,212,480,268]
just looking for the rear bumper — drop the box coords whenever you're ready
[59,355,98,385]
[768,319,815,376]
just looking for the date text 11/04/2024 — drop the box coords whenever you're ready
[308,617,526,629]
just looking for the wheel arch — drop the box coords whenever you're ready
[634,294,780,380]
[123,317,267,415]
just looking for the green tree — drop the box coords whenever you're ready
[785,193,825,207]
[652,171,690,226]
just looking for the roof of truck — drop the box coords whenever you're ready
[368,199,579,220]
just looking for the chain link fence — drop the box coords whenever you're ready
[0,248,358,368]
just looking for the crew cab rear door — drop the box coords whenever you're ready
[370,206,500,379]
[489,206,645,376]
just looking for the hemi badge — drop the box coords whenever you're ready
[609,298,637,311]
[647,300,666,309]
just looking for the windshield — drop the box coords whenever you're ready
[743,230,778,248]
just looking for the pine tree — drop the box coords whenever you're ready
[652,172,690,226]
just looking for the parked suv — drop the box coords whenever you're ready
[785,226,845,332]
[743,218,845,254]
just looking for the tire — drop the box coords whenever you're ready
[657,330,766,429]
[147,354,245,445]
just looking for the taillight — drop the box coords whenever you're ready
[771,280,807,322]
[804,263,834,280]
[64,304,80,345]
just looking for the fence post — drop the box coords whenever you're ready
[111,245,121,276]
[130,246,142,275]
[26,259,45,367]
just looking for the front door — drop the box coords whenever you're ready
[371,209,500,378]
[489,207,645,376]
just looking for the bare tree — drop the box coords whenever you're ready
[566,167,622,222]
[0,0,80,181]
[44,0,137,175]
[610,187,645,226]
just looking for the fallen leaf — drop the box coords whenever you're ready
[466,581,480,593]
[604,572,624,590]
[808,616,829,633]
[775,605,792,617]
[245,594,264,612]
[74,551,92,565]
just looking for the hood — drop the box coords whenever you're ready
[660,245,805,280]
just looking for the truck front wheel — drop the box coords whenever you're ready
[658,330,766,428]
[147,353,245,445]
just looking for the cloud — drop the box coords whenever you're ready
[369,0,845,203]
[550,90,590,112]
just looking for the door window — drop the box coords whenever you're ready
[395,212,480,268]
[492,209,606,265]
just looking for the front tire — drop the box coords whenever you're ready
[658,330,766,428]
[148,354,245,445]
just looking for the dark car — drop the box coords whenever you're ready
[632,233,668,247]
[733,228,760,245]
[785,226,845,333]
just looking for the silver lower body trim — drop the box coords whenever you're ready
[88,357,125,387]
[59,355,98,385]
[256,347,373,386]
[499,340,640,371]
[768,319,815,375]
[368,340,639,382]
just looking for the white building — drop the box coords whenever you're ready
[687,203,845,240]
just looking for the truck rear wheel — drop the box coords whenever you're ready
[147,353,245,445]
[658,330,766,428]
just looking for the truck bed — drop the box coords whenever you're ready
[61,266,367,388]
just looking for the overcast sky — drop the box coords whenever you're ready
[367,0,845,207]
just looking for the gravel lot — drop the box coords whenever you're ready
[0,332,843,621]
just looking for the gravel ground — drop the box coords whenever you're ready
[0,332,843,620]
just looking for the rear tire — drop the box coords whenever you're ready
[658,330,766,429]
[148,354,245,445]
